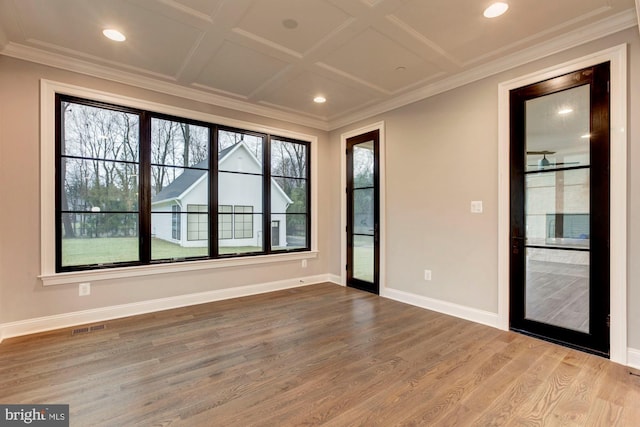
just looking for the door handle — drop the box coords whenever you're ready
[512,236,525,254]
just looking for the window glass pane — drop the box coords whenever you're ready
[150,165,209,260]
[270,139,308,251]
[218,205,233,240]
[271,139,307,178]
[525,85,590,172]
[151,118,209,168]
[271,214,306,250]
[61,213,139,266]
[218,172,263,212]
[187,204,208,241]
[218,130,263,173]
[234,206,254,239]
[353,235,374,283]
[353,142,374,188]
[151,167,209,209]
[60,100,141,269]
[353,188,374,235]
[525,169,589,248]
[271,178,306,213]
[151,212,208,260]
[219,213,263,255]
[61,102,139,162]
[61,158,139,212]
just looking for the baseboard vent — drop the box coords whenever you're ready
[72,324,106,335]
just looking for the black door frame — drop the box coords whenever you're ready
[509,62,610,356]
[346,130,380,295]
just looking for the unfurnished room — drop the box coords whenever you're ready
[1,0,640,425]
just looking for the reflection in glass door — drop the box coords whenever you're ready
[510,63,610,356]
[346,130,379,294]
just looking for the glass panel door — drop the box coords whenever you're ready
[510,63,610,356]
[346,130,379,294]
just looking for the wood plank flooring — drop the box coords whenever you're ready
[1,283,638,426]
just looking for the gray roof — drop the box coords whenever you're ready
[151,144,237,204]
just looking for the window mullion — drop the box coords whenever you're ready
[210,125,219,258]
[139,112,152,264]
[264,136,272,254]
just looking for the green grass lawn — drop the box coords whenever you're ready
[62,237,263,266]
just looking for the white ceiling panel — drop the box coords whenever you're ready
[171,0,224,18]
[7,0,204,77]
[235,0,351,55]
[321,28,442,93]
[392,0,636,65]
[259,70,377,118]
[194,41,290,97]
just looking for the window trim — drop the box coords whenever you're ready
[40,80,318,286]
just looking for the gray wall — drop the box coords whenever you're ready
[330,27,640,348]
[0,56,331,324]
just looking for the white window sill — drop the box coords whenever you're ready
[39,251,318,286]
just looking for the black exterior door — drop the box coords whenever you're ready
[346,130,380,295]
[509,63,610,356]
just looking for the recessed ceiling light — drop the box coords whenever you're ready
[483,2,509,18]
[313,96,326,104]
[103,29,126,42]
[558,108,573,115]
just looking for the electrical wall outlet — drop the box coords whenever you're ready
[424,270,432,281]
[79,282,91,296]
[470,200,483,213]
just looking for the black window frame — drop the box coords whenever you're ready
[55,95,312,272]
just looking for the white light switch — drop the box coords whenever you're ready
[471,201,483,214]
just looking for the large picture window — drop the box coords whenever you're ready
[56,95,311,272]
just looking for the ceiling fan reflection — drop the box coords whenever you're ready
[526,150,579,168]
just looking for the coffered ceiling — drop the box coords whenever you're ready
[0,0,637,130]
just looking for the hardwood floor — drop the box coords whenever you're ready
[1,283,638,426]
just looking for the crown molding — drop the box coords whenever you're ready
[0,42,330,131]
[327,8,638,130]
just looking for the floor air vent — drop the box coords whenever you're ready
[71,324,106,335]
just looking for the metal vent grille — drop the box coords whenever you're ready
[71,324,106,335]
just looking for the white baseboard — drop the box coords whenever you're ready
[382,287,499,329]
[627,348,640,370]
[327,274,343,285]
[0,274,331,342]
